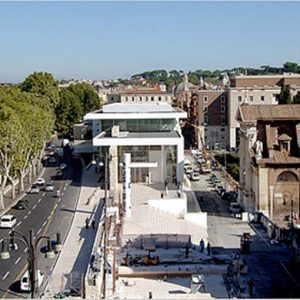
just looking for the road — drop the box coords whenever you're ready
[186,152,298,298]
[0,151,82,299]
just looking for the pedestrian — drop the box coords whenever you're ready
[199,239,205,252]
[91,219,96,230]
[85,217,89,229]
[247,279,255,297]
[206,242,211,256]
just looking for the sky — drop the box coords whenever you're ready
[0,1,300,82]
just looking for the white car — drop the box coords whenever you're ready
[185,166,193,174]
[190,171,200,181]
[35,178,45,186]
[0,214,17,228]
[45,183,55,192]
[30,184,40,194]
[20,270,44,292]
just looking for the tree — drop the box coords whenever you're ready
[283,62,299,73]
[278,84,292,104]
[20,72,60,107]
[293,91,300,104]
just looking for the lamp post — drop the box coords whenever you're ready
[0,229,62,298]
[98,152,111,299]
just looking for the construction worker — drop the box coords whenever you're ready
[85,217,89,229]
[199,239,205,252]
[207,242,211,256]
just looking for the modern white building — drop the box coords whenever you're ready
[83,102,187,190]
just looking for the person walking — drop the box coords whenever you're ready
[247,279,255,297]
[206,242,211,256]
[199,239,205,252]
[85,217,89,229]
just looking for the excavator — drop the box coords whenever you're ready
[122,251,160,266]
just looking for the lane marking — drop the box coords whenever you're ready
[58,198,61,203]
[47,216,51,220]
[8,231,12,235]
[42,221,47,227]
[0,238,3,243]
[24,215,28,219]
[28,211,32,215]
[2,272,9,280]
[17,221,22,226]
[32,204,37,210]
[63,186,67,191]
[24,248,28,252]
[37,228,42,235]
[38,198,42,203]
[15,257,21,264]
[61,192,64,196]
[42,192,45,196]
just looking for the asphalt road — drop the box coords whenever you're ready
[0,152,82,299]
[186,152,298,298]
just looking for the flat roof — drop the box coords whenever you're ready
[99,131,181,139]
[103,103,176,113]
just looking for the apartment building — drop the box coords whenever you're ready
[108,88,172,104]
[196,90,228,150]
[237,104,300,229]
[228,74,300,150]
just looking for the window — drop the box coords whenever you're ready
[146,97,149,101]
[249,96,254,102]
[221,128,225,132]
[204,105,208,112]
[110,96,114,102]
[204,96,208,103]
[158,96,161,101]
[221,105,225,113]
[238,96,242,102]
[221,96,225,103]
[204,115,208,124]
[220,115,226,125]
[140,97,142,101]
[151,96,154,101]
[221,135,225,140]
[125,97,128,102]
[261,96,265,101]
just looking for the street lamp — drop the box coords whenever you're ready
[0,229,62,298]
[98,152,111,299]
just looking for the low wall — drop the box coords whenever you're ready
[148,196,187,218]
[184,212,207,228]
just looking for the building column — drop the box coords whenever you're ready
[109,146,119,199]
[269,185,274,220]
[176,140,184,184]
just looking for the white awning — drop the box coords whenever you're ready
[129,162,158,168]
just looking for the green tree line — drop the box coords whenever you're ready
[0,72,100,205]
[131,61,300,91]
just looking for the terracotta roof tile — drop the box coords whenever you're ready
[238,104,300,123]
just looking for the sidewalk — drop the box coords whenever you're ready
[48,166,104,296]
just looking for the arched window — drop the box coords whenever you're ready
[277,171,298,182]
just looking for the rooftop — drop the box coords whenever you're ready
[103,102,176,113]
[237,104,300,123]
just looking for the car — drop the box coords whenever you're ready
[190,171,200,181]
[201,167,212,174]
[20,270,44,292]
[35,178,45,186]
[185,166,193,174]
[56,169,63,179]
[29,184,40,194]
[45,183,55,192]
[49,156,57,163]
[59,163,67,170]
[229,202,242,214]
[0,215,17,228]
[215,184,224,193]
[213,179,222,187]
[13,200,28,210]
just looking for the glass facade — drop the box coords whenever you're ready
[101,119,176,133]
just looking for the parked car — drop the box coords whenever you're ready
[59,163,67,170]
[45,182,55,192]
[229,202,242,214]
[190,171,200,181]
[0,214,17,228]
[35,178,45,186]
[13,200,28,210]
[29,184,40,194]
[48,156,57,163]
[185,166,193,174]
[213,179,222,187]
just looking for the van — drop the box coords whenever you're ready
[20,270,44,292]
